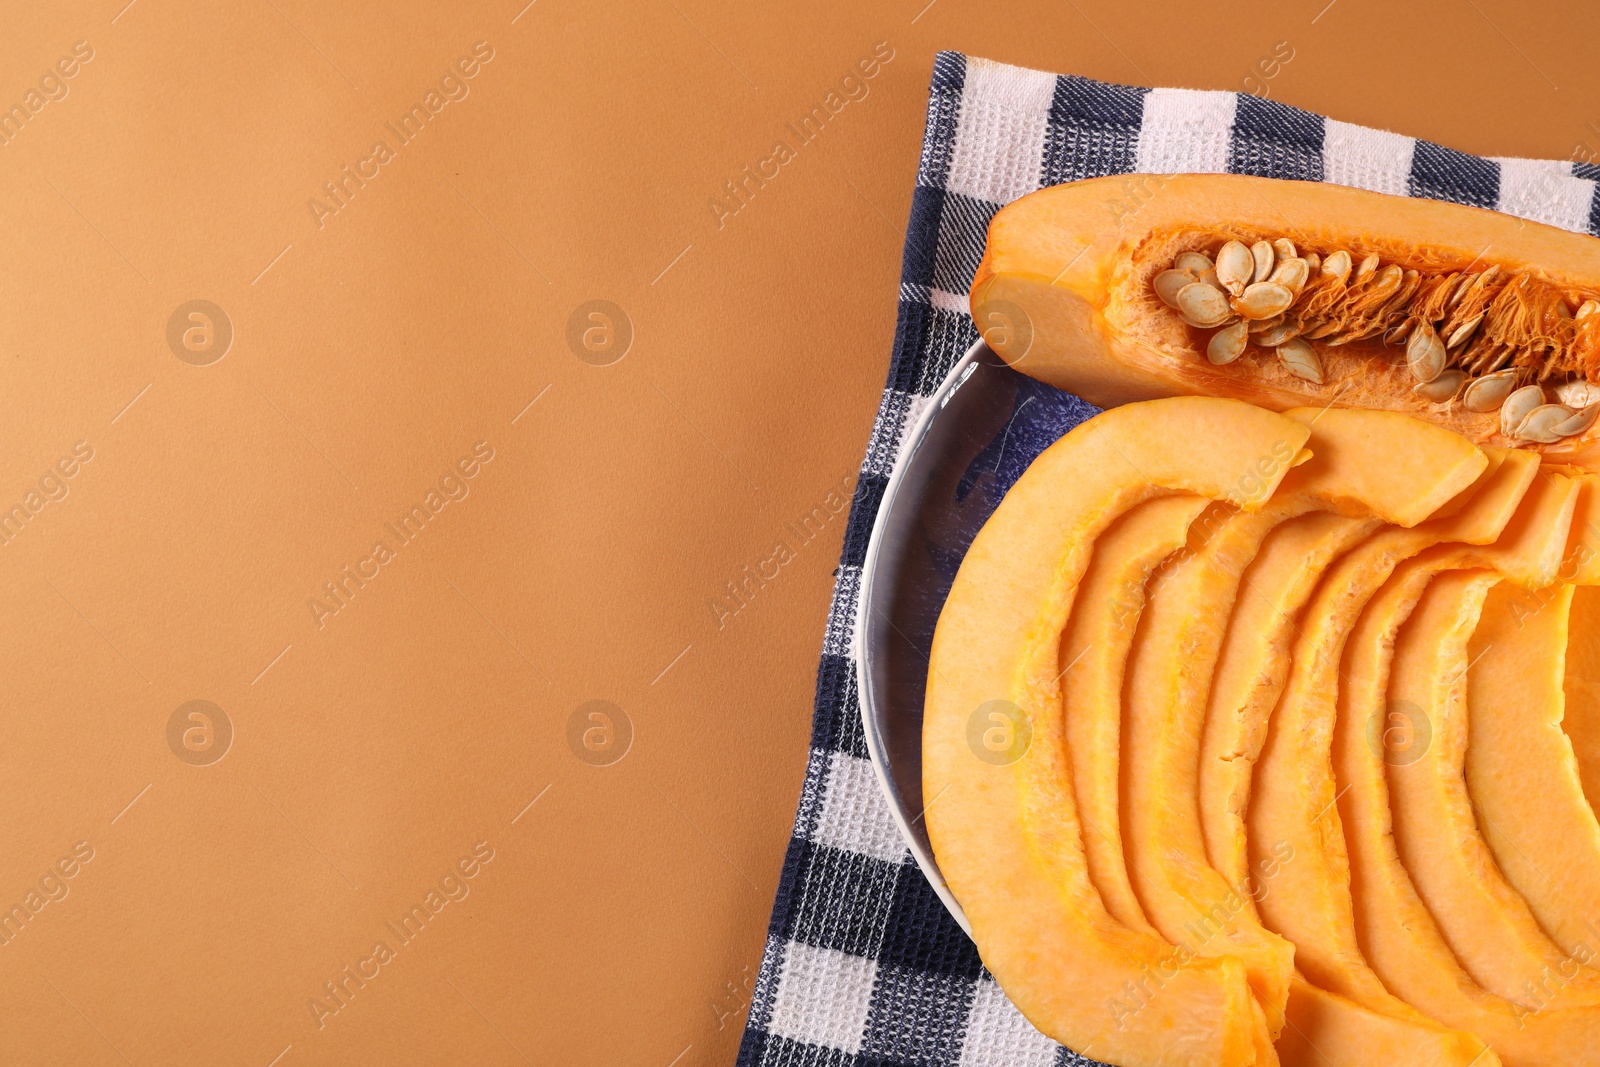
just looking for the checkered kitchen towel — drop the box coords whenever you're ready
[735,51,1600,1067]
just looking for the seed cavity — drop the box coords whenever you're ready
[1152,233,1600,444]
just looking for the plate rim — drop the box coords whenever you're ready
[853,337,989,936]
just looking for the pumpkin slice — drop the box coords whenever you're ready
[925,397,1308,1066]
[1469,580,1600,967]
[1200,510,1381,889]
[971,174,1600,468]
[1336,569,1600,1066]
[1122,409,1486,1023]
[1062,493,1210,933]
[1247,456,1542,1013]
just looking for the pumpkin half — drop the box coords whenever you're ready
[971,174,1600,468]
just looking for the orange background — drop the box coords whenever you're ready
[0,1,1595,1064]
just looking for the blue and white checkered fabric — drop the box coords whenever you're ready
[735,51,1600,1067]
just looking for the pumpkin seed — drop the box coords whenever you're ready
[1405,322,1447,382]
[1501,384,1544,437]
[1518,404,1575,444]
[1413,369,1466,401]
[1176,281,1233,327]
[1276,338,1323,384]
[1468,343,1512,375]
[1250,240,1275,283]
[1269,257,1309,295]
[1384,320,1415,345]
[1207,320,1249,365]
[1235,281,1294,320]
[1462,369,1517,412]
[1321,249,1352,282]
[1154,269,1195,307]
[1175,251,1214,275]
[1302,252,1320,274]
[1577,299,1600,321]
[1352,253,1380,284]
[1554,404,1600,438]
[1445,314,1482,350]
[1255,322,1300,347]
[1272,238,1297,261]
[1556,379,1600,409]
[1215,241,1254,297]
[1371,265,1406,303]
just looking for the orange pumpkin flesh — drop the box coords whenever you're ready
[1334,557,1600,1066]
[1120,409,1484,1026]
[1390,569,1600,1011]
[1246,458,1539,1009]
